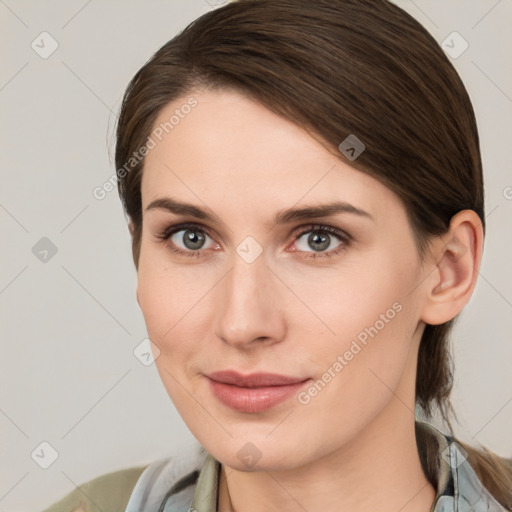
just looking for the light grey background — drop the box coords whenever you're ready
[0,1,511,510]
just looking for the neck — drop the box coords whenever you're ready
[218,404,436,512]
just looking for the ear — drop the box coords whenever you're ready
[420,210,484,325]
[128,219,135,238]
[128,220,141,300]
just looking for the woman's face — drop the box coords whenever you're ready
[137,88,429,471]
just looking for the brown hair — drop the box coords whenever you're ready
[115,0,512,505]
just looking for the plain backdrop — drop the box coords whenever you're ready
[0,1,511,511]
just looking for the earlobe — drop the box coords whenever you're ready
[420,210,483,325]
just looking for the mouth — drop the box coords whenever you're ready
[206,370,311,413]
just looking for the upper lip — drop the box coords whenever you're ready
[207,370,309,388]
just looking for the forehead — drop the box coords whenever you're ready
[141,89,401,223]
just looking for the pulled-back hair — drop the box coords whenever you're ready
[114,0,512,505]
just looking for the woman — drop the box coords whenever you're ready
[44,0,512,511]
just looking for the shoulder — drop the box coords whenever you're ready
[42,446,208,512]
[42,464,149,512]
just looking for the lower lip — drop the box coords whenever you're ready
[207,378,310,413]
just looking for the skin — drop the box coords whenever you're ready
[135,88,483,512]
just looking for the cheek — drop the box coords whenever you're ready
[136,243,212,340]
[286,253,416,342]
[293,293,418,447]
[136,256,206,406]
[291,251,421,388]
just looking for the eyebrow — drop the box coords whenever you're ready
[145,197,373,228]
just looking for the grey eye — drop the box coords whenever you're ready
[171,228,211,251]
[296,230,342,253]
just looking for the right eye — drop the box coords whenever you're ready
[156,222,220,258]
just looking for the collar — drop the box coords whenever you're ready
[417,421,507,511]
[127,420,507,511]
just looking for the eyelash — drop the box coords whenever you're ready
[155,222,352,260]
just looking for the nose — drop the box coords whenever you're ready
[214,252,286,350]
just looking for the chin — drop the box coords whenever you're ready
[196,428,313,472]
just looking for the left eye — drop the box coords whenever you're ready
[292,225,348,256]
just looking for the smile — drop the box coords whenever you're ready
[206,370,311,413]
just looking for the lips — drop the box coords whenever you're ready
[206,370,310,413]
